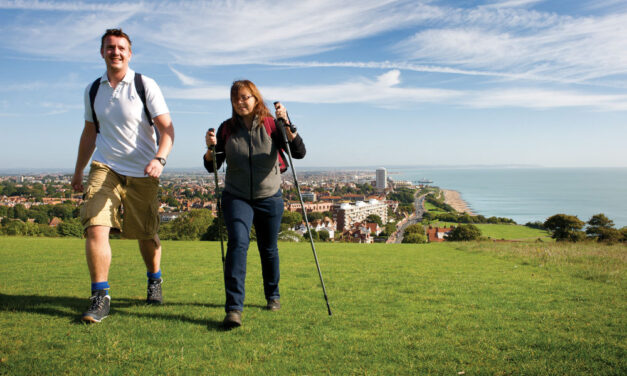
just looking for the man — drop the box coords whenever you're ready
[71,29,174,323]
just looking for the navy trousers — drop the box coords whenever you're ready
[221,189,284,312]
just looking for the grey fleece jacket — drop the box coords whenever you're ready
[204,116,306,200]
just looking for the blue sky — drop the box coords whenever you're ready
[1,0,626,170]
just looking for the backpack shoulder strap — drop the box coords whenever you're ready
[262,117,288,173]
[88,77,101,133]
[134,73,154,126]
[134,72,159,144]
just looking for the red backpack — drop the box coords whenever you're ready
[219,117,288,173]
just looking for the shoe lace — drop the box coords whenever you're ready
[88,294,106,311]
[147,280,161,296]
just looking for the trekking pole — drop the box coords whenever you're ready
[274,102,332,316]
[208,128,225,271]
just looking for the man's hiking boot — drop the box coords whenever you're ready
[223,310,242,329]
[82,290,110,323]
[146,278,163,304]
[266,299,281,311]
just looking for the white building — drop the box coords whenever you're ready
[336,199,388,230]
[376,168,387,191]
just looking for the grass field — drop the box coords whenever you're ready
[425,222,551,241]
[1,237,625,375]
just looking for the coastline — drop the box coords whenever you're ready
[442,189,475,215]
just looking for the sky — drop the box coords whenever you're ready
[1,0,626,170]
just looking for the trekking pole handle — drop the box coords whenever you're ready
[273,101,297,133]
[207,128,216,150]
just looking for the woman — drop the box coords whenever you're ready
[204,80,306,328]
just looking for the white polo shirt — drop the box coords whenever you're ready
[84,69,169,177]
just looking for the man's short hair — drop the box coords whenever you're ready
[100,28,132,51]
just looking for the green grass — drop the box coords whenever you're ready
[474,223,551,241]
[1,237,625,375]
[424,201,446,214]
[425,222,551,241]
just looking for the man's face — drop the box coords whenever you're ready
[100,35,131,73]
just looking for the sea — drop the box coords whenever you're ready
[388,167,627,228]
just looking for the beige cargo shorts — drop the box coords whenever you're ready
[80,161,160,239]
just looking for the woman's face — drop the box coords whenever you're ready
[232,88,257,118]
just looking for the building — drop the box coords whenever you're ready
[426,226,455,242]
[376,168,387,191]
[336,199,388,230]
[285,201,334,213]
[301,191,316,202]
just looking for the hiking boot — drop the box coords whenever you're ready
[146,278,163,304]
[266,299,281,311]
[223,310,242,329]
[82,290,110,323]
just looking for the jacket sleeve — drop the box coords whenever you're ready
[274,120,306,159]
[203,122,227,173]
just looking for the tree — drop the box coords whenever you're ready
[57,218,83,238]
[161,209,214,240]
[586,213,616,242]
[303,229,319,241]
[281,211,302,228]
[402,233,426,243]
[51,203,75,220]
[544,214,585,242]
[307,211,324,221]
[404,224,425,235]
[365,214,383,226]
[318,229,330,242]
[2,220,28,236]
[202,218,226,241]
[447,224,481,241]
[382,222,397,236]
[30,211,50,225]
[13,204,28,221]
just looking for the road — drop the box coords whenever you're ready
[391,193,426,244]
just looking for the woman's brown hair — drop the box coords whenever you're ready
[230,80,272,127]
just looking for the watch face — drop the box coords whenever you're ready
[157,158,166,166]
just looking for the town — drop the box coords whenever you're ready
[0,168,434,243]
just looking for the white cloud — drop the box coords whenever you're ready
[0,0,143,12]
[395,6,627,83]
[169,66,204,86]
[482,0,545,9]
[163,69,627,111]
[464,89,627,111]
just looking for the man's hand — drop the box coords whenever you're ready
[71,171,84,192]
[144,159,164,178]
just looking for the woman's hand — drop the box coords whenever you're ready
[206,128,217,148]
[274,102,297,141]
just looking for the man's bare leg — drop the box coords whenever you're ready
[139,234,163,304]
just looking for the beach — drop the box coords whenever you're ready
[442,189,474,215]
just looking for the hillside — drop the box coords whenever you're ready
[1,238,625,374]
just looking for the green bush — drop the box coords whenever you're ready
[447,224,481,241]
[402,233,426,243]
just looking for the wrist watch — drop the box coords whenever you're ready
[155,157,166,166]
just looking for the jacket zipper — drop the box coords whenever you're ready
[249,127,254,201]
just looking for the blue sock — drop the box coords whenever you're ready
[91,281,109,295]
[147,270,161,281]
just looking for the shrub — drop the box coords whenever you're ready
[402,233,426,243]
[544,214,585,242]
[405,224,425,235]
[447,224,481,241]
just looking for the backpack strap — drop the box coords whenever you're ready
[262,117,288,173]
[134,72,159,145]
[88,77,101,133]
[134,73,153,127]
[88,73,156,144]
